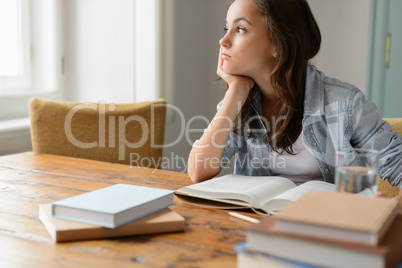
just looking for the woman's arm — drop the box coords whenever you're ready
[350,90,402,188]
[396,189,402,213]
[187,49,254,183]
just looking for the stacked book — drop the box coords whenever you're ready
[39,183,185,242]
[237,191,402,268]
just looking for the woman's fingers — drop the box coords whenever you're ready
[217,48,225,78]
[217,47,254,94]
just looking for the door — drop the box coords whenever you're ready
[382,0,402,117]
[370,0,402,118]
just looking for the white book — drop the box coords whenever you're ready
[40,204,185,242]
[235,243,318,268]
[52,184,174,228]
[175,174,334,215]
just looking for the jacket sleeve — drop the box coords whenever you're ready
[350,90,402,188]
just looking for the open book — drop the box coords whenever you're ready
[175,174,335,215]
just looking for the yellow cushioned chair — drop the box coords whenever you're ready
[29,98,166,168]
[377,118,402,197]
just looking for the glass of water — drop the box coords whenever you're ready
[335,148,380,197]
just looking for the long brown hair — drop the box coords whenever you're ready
[232,0,321,154]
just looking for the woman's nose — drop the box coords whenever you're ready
[219,34,230,48]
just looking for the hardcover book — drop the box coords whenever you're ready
[274,191,399,245]
[247,215,402,268]
[236,242,319,268]
[52,184,175,228]
[40,204,185,242]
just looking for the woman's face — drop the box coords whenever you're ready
[219,0,276,79]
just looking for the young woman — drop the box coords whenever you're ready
[187,0,402,200]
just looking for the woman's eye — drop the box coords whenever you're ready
[237,27,246,33]
[223,26,246,34]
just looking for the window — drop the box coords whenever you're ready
[0,0,21,76]
[0,0,62,122]
[0,0,31,91]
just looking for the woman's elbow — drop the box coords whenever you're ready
[187,166,217,183]
[187,151,221,183]
[187,167,205,183]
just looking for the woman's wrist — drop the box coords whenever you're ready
[225,83,251,103]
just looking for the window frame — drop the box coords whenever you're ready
[0,0,63,121]
[0,0,32,91]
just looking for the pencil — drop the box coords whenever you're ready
[228,212,260,224]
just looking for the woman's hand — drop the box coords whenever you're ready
[187,49,255,183]
[217,48,255,100]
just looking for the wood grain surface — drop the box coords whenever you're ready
[0,152,264,267]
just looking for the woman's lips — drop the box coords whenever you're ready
[222,53,231,59]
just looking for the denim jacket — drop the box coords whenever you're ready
[219,65,402,188]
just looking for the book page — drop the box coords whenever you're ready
[176,174,296,208]
[262,181,335,214]
[273,181,335,202]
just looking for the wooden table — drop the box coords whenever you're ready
[0,152,264,267]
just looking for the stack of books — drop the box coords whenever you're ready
[39,183,185,242]
[237,191,402,268]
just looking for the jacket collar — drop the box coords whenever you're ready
[249,65,325,118]
[304,65,325,116]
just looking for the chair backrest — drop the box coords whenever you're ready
[29,98,166,168]
[384,118,402,135]
[377,118,402,197]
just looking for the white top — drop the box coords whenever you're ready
[269,132,323,185]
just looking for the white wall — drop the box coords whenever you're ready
[135,0,160,103]
[62,0,164,104]
[161,0,228,172]
[0,118,31,155]
[308,0,372,93]
[62,0,135,103]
